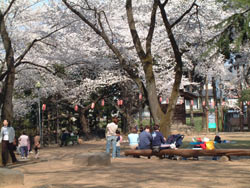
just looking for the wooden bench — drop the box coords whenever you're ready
[124,149,250,160]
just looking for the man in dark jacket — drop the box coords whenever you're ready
[138,126,152,149]
[152,125,165,147]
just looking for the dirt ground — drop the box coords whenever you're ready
[4,133,250,188]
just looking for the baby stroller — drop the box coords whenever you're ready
[166,134,184,148]
[164,134,184,159]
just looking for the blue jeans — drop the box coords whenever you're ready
[116,146,120,157]
[106,136,117,158]
[20,146,28,157]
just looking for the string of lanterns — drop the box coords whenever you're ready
[41,94,240,113]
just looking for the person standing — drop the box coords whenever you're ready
[115,130,122,158]
[106,117,118,158]
[34,133,41,159]
[0,120,17,166]
[18,131,29,159]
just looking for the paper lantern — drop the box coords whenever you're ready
[139,93,143,100]
[202,101,205,106]
[101,99,105,106]
[74,105,78,112]
[42,104,46,111]
[159,97,162,103]
[91,103,95,109]
[117,100,123,106]
[191,100,194,106]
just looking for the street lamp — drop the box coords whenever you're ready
[35,81,43,146]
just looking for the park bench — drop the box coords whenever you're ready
[124,149,250,160]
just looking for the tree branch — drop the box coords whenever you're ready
[146,1,158,56]
[19,61,54,73]
[2,0,16,18]
[15,22,74,65]
[126,0,146,60]
[171,0,198,28]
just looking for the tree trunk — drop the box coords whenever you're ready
[248,104,250,131]
[188,71,194,127]
[79,108,91,139]
[0,12,16,122]
[205,76,209,132]
[199,82,205,130]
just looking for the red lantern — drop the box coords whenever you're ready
[159,97,162,103]
[202,101,205,106]
[117,100,123,106]
[166,98,169,104]
[42,104,46,111]
[91,103,95,109]
[101,99,105,106]
[248,101,250,106]
[74,105,78,112]
[139,93,143,100]
[191,100,194,106]
[179,99,183,104]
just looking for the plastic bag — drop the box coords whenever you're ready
[206,141,215,150]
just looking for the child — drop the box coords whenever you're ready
[116,130,122,158]
[18,131,29,159]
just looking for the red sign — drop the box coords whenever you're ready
[91,103,95,109]
[101,99,105,106]
[74,105,78,112]
[139,93,143,100]
[42,104,46,111]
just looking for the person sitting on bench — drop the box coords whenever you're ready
[151,125,166,153]
[138,126,152,150]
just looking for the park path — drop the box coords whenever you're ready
[5,139,250,188]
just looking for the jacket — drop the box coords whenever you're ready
[0,126,15,143]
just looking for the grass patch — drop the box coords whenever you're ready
[186,117,203,132]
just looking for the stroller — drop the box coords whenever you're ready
[164,134,184,159]
[166,134,185,148]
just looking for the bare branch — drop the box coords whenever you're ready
[19,61,54,73]
[146,1,158,56]
[15,22,74,65]
[171,0,198,28]
[2,0,16,18]
[126,0,146,59]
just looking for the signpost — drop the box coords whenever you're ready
[208,109,216,129]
